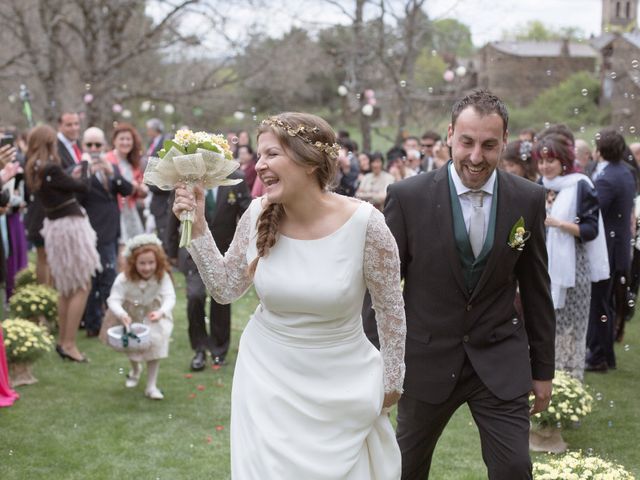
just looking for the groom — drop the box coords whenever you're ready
[380,90,555,479]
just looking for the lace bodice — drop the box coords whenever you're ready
[188,199,406,393]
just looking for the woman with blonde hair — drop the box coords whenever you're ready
[174,112,405,478]
[25,125,101,362]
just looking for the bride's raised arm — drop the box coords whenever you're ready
[172,183,254,304]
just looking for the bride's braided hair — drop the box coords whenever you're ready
[247,112,338,277]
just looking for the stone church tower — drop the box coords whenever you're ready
[602,0,638,32]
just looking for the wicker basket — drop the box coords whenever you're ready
[106,323,151,353]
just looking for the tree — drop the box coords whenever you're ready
[502,20,585,42]
[431,18,473,60]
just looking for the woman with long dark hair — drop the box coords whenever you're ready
[25,125,101,362]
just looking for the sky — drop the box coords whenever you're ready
[150,0,607,53]
[235,0,605,46]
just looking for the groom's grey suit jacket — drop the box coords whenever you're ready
[383,165,555,404]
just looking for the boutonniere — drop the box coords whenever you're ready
[507,216,530,251]
[227,191,237,205]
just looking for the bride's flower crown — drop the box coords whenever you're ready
[261,117,341,160]
[123,233,163,258]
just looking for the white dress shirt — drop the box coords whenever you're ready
[449,163,496,242]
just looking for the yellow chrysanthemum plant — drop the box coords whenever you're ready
[2,318,54,363]
[533,450,635,480]
[9,284,59,331]
[530,370,594,429]
[143,129,242,247]
[14,264,37,290]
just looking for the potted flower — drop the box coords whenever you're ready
[14,264,37,291]
[2,318,54,386]
[534,450,635,479]
[9,284,59,332]
[529,371,593,453]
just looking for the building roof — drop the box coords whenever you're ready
[591,31,640,50]
[486,40,598,58]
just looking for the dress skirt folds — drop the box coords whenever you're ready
[229,200,401,479]
[41,214,102,296]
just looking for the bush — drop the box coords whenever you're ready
[2,318,54,363]
[9,284,58,328]
[530,370,593,429]
[509,71,610,133]
[14,264,37,291]
[534,450,635,479]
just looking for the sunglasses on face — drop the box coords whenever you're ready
[421,143,435,148]
[85,142,103,148]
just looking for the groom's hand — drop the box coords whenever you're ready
[529,379,552,415]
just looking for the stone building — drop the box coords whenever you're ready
[475,40,598,107]
[592,32,640,130]
[593,1,640,130]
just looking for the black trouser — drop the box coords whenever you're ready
[185,268,230,359]
[586,277,616,367]
[83,241,118,334]
[397,357,532,480]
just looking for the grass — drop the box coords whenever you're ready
[1,270,639,479]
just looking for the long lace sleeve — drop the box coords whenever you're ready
[106,274,128,320]
[186,208,253,304]
[363,208,406,394]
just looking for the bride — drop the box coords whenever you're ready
[173,112,406,479]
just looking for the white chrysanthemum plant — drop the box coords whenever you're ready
[143,129,242,247]
[533,451,635,480]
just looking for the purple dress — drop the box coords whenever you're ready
[5,211,28,299]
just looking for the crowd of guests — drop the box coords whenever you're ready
[0,110,636,406]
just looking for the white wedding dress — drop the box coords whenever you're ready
[188,197,405,479]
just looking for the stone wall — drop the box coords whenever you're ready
[476,45,597,107]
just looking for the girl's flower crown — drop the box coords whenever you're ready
[123,233,163,258]
[261,117,340,160]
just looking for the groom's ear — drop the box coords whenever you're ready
[447,124,454,148]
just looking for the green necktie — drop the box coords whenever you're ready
[206,189,217,216]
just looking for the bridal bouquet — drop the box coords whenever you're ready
[143,129,242,247]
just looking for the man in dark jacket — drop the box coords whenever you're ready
[586,128,636,372]
[78,127,133,336]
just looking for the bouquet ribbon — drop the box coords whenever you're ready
[143,146,242,247]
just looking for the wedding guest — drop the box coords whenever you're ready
[372,90,555,479]
[25,125,101,363]
[574,139,594,174]
[0,322,20,407]
[173,112,405,477]
[500,140,538,182]
[358,151,372,176]
[78,127,134,337]
[145,118,171,244]
[586,128,636,372]
[105,123,148,262]
[534,134,609,380]
[335,140,360,197]
[518,127,537,142]
[402,135,420,155]
[356,152,395,210]
[102,234,175,400]
[431,140,450,170]
[0,160,20,313]
[387,147,415,182]
[56,112,82,170]
[237,145,257,192]
[237,129,251,148]
[420,131,442,172]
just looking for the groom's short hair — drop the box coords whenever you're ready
[451,90,509,134]
[596,128,626,163]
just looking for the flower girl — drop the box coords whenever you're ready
[102,234,175,399]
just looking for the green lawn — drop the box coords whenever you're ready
[1,271,639,479]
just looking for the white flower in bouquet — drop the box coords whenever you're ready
[143,128,242,247]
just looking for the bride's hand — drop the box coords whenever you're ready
[383,391,401,409]
[173,183,206,239]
